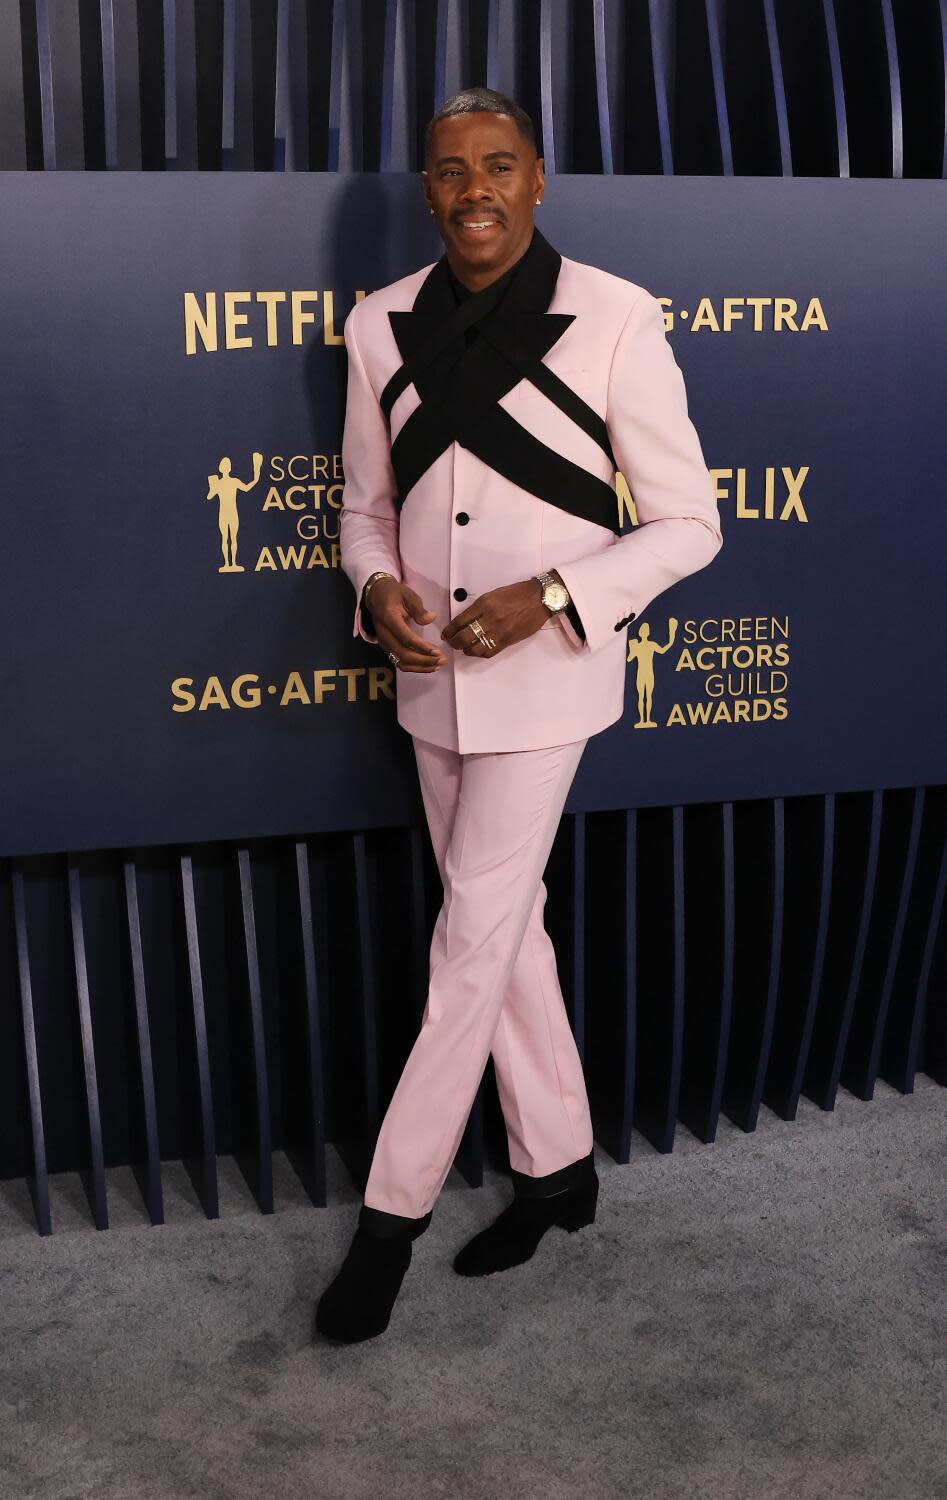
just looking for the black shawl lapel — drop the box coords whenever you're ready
[381,226,621,535]
[385,226,572,413]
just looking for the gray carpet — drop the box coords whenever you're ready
[2,1079,946,1500]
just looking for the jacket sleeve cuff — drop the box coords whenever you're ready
[555,599,588,650]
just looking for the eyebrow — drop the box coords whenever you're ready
[433,149,519,168]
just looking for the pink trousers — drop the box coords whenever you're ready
[362,733,594,1220]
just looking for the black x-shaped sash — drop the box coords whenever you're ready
[379,228,620,535]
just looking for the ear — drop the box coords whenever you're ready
[420,170,432,209]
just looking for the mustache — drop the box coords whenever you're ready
[452,211,505,223]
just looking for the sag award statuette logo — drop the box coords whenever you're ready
[628,618,678,728]
[206,452,264,572]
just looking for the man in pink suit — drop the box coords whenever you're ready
[315,86,723,1343]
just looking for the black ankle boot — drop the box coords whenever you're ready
[453,1149,598,1277]
[314,1203,432,1343]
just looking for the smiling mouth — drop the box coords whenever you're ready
[455,218,503,234]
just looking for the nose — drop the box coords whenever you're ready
[459,171,494,202]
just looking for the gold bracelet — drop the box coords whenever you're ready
[363,570,396,600]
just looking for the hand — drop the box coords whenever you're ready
[368,578,447,671]
[441,578,550,657]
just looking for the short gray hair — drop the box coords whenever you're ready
[424,86,537,160]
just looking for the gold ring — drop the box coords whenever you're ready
[471,620,497,650]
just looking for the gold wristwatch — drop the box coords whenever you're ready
[535,569,571,615]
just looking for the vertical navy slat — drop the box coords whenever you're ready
[762,0,792,175]
[632,805,680,1151]
[648,0,675,173]
[0,1,27,169]
[491,0,519,99]
[485,0,500,90]
[111,0,144,169]
[163,0,176,166]
[338,0,363,170]
[34,0,56,169]
[879,0,903,178]
[11,868,52,1237]
[742,798,785,1132]
[705,802,735,1142]
[821,0,849,176]
[286,0,311,171]
[122,858,165,1226]
[859,788,925,1098]
[592,0,613,173]
[99,0,119,169]
[273,0,289,171]
[662,805,685,1151]
[783,792,835,1120]
[67,858,109,1230]
[679,804,724,1144]
[221,0,236,168]
[236,848,274,1212]
[821,789,883,1110]
[379,0,398,170]
[387,0,418,170]
[433,0,448,108]
[617,809,638,1164]
[941,0,947,179]
[440,0,467,103]
[292,841,327,1206]
[179,853,219,1218]
[327,0,345,171]
[704,0,734,174]
[539,0,556,172]
[905,833,947,1089]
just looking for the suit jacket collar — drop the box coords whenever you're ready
[387,226,572,412]
[381,227,620,536]
[421,225,562,319]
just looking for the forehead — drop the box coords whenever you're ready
[428,110,528,162]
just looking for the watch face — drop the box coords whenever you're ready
[544,582,569,611]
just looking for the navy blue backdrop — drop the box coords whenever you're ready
[1,173,944,856]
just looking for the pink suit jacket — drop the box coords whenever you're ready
[339,239,724,753]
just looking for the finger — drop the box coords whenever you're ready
[459,625,502,656]
[459,620,502,654]
[393,656,443,672]
[383,646,443,671]
[377,629,444,671]
[441,598,487,643]
[379,611,445,661]
[390,623,446,662]
[443,619,494,651]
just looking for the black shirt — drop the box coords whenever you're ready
[445,256,587,642]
